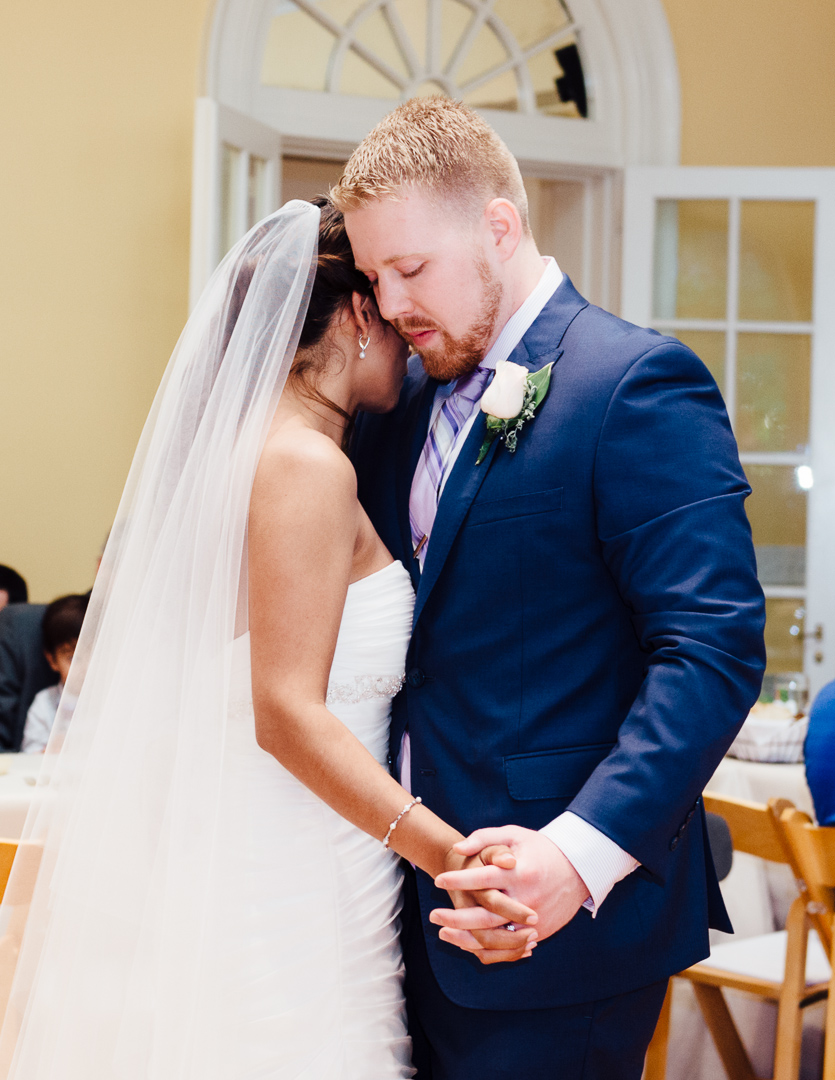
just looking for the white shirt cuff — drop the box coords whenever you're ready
[540,811,639,916]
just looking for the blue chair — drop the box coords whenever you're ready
[805,679,835,827]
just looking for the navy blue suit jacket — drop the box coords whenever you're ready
[353,278,766,1010]
[0,604,55,751]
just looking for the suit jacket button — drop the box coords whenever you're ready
[406,667,426,689]
[669,836,680,851]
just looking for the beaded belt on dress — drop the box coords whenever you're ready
[325,673,406,706]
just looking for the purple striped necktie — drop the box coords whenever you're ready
[409,365,493,568]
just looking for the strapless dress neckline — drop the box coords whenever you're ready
[349,559,410,589]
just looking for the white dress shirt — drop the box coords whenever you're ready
[404,256,639,912]
[21,683,61,753]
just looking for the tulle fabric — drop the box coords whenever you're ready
[0,200,413,1077]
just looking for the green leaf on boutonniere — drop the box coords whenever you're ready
[528,362,553,409]
[475,362,554,465]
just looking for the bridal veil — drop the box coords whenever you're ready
[0,201,320,1077]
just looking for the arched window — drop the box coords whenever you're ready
[192,0,680,308]
[203,0,680,168]
[260,0,587,118]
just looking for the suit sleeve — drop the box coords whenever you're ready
[0,610,25,751]
[567,340,766,879]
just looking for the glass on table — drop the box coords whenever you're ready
[772,672,809,715]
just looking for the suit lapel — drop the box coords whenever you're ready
[411,276,588,628]
[397,372,438,593]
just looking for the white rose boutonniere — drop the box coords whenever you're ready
[476,360,554,464]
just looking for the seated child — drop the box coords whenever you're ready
[21,593,89,753]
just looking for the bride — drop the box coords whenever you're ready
[0,198,535,1078]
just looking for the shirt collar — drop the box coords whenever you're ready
[479,257,562,372]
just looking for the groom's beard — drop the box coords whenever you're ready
[396,257,503,382]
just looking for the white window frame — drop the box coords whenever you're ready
[622,166,835,697]
[200,0,680,169]
[189,99,282,309]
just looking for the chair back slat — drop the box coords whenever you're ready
[703,792,788,863]
[0,843,18,905]
[774,806,835,958]
[783,819,835,889]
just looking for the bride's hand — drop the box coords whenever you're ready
[430,845,538,965]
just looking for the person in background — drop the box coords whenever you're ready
[0,602,56,751]
[0,566,28,611]
[804,678,835,825]
[0,546,102,751]
[21,594,89,754]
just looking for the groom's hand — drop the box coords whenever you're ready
[432,826,590,950]
[436,845,539,965]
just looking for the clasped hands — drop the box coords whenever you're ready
[432,825,591,965]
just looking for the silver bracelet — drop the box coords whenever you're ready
[383,796,422,849]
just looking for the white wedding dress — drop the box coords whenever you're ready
[222,559,416,1078]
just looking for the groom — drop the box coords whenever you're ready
[336,98,765,1079]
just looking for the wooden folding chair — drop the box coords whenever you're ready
[773,804,835,1080]
[644,793,830,1080]
[0,844,16,906]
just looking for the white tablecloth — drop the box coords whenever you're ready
[664,756,825,1080]
[0,754,42,839]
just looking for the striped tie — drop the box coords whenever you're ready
[409,365,493,568]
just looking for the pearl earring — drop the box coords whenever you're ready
[358,333,370,359]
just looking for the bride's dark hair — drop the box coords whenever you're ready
[293,194,376,448]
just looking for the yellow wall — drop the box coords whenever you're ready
[0,0,210,601]
[661,0,835,167]
[1,0,833,601]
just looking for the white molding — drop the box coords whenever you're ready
[763,587,807,600]
[189,98,222,313]
[199,0,681,169]
[806,174,835,694]
[592,0,680,166]
[623,166,835,199]
[188,98,282,309]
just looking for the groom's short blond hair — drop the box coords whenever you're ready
[331,97,530,234]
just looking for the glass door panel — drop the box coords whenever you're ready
[735,333,811,454]
[622,169,835,698]
[652,199,728,320]
[744,464,807,587]
[764,598,806,675]
[738,201,815,323]
[651,195,815,690]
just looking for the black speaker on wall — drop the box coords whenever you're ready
[555,43,588,118]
